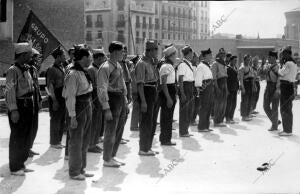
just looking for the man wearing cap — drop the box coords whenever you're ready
[250,56,260,115]
[159,45,177,146]
[5,42,35,176]
[135,40,159,156]
[177,45,195,137]
[261,51,280,131]
[195,48,214,132]
[28,48,42,157]
[86,48,107,153]
[278,47,298,136]
[97,41,128,167]
[191,52,201,126]
[211,48,228,127]
[225,55,239,124]
[46,47,67,149]
[118,46,132,144]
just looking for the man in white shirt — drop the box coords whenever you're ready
[177,45,195,137]
[194,48,214,132]
[278,46,298,136]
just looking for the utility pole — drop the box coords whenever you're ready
[128,0,136,55]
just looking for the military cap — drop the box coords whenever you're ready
[268,51,278,58]
[163,45,177,58]
[51,46,64,58]
[201,48,212,56]
[145,39,158,50]
[14,42,32,54]
[181,45,193,56]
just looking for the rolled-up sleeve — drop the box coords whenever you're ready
[5,68,18,111]
[194,66,204,87]
[211,62,218,80]
[64,72,78,117]
[97,65,110,110]
[159,64,171,77]
[135,61,146,84]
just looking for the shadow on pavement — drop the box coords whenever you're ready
[86,153,101,172]
[117,143,131,160]
[246,118,265,126]
[129,131,139,139]
[136,156,162,178]
[32,147,63,166]
[201,132,224,143]
[161,146,181,161]
[230,124,250,130]
[92,167,127,192]
[0,164,25,194]
[55,178,87,194]
[217,127,238,136]
[181,136,202,152]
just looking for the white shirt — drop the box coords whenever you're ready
[194,62,213,87]
[177,59,195,82]
[279,61,298,83]
[159,63,176,84]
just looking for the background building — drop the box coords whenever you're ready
[84,0,210,57]
[285,6,300,41]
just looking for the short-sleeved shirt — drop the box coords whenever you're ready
[46,63,66,89]
[194,62,213,87]
[135,55,158,84]
[177,59,194,82]
[159,63,176,85]
[211,60,228,80]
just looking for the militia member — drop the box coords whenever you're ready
[278,47,298,136]
[28,48,42,157]
[238,54,254,121]
[135,40,159,156]
[195,48,214,132]
[261,51,280,131]
[177,45,195,137]
[63,47,94,180]
[159,46,178,146]
[86,49,107,153]
[5,42,35,176]
[225,55,239,124]
[97,41,128,167]
[46,47,67,149]
[191,52,201,126]
[251,56,260,115]
[211,48,228,127]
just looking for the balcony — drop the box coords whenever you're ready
[86,22,93,28]
[116,20,126,28]
[95,21,103,28]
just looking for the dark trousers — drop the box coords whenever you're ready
[198,83,213,130]
[213,77,228,124]
[8,98,33,172]
[225,91,238,121]
[152,89,161,133]
[251,81,260,111]
[159,84,176,144]
[89,92,103,147]
[49,97,66,145]
[263,82,280,129]
[139,86,157,152]
[192,87,200,122]
[179,82,194,136]
[130,93,141,130]
[103,93,126,162]
[68,94,92,177]
[30,97,39,149]
[280,80,294,133]
[240,79,253,117]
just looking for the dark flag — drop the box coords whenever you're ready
[18,10,61,62]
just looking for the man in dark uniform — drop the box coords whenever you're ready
[195,48,214,132]
[191,52,200,126]
[278,47,298,136]
[211,48,228,127]
[46,47,66,149]
[261,51,280,131]
[28,48,42,157]
[177,45,195,137]
[135,40,159,156]
[225,55,239,124]
[251,56,260,115]
[86,49,106,153]
[5,42,35,176]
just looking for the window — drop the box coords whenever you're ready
[96,15,102,22]
[117,30,125,42]
[149,32,152,39]
[205,1,207,7]
[97,31,103,39]
[155,33,158,39]
[155,3,158,14]
[178,8,180,16]
[136,31,139,38]
[143,32,146,39]
[205,11,207,20]
[168,6,171,15]
[205,24,207,33]
[168,33,170,40]
[168,20,170,30]
[86,15,92,27]
[162,32,165,39]
[86,31,92,41]
[201,10,203,20]
[201,24,203,33]
[143,16,146,24]
[149,18,152,25]
[118,14,125,21]
[117,0,125,11]
[173,7,176,15]
[136,16,140,23]
[173,33,175,40]
[95,15,103,27]
[201,1,203,7]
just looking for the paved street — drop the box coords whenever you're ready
[0,82,300,194]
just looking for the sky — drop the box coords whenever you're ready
[209,0,300,38]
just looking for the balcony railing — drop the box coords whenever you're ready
[95,21,103,28]
[116,20,126,27]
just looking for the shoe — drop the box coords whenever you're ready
[278,120,282,125]
[138,151,155,156]
[22,168,34,173]
[268,128,278,131]
[214,123,227,127]
[242,117,252,122]
[173,119,177,123]
[252,111,259,114]
[88,146,102,153]
[70,174,85,181]
[51,144,64,149]
[83,173,94,178]
[64,155,69,160]
[278,131,292,136]
[29,150,39,155]
[103,160,121,168]
[122,138,130,142]
[112,158,126,166]
[180,134,193,137]
[120,139,127,145]
[161,142,176,146]
[190,121,197,126]
[11,170,25,176]
[130,127,139,131]
[172,128,176,131]
[149,149,159,154]
[198,129,212,133]
[28,152,34,158]
[249,114,256,118]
